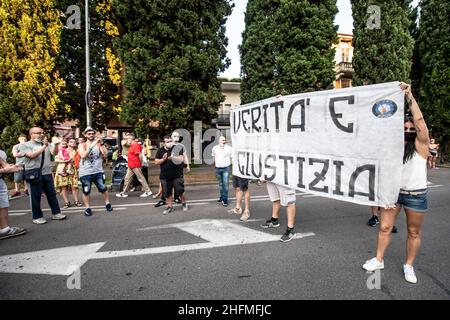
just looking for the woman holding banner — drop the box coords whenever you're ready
[363,82,430,284]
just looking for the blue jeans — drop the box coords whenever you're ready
[216,166,230,203]
[28,174,61,220]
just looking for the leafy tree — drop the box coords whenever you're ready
[415,0,450,152]
[56,0,122,130]
[0,0,65,157]
[240,0,338,104]
[351,0,415,86]
[113,0,233,136]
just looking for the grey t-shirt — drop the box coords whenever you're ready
[21,141,52,175]
[78,145,104,178]
[13,143,27,166]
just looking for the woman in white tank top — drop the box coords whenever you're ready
[362,82,430,284]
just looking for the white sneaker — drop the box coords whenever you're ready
[32,218,47,225]
[115,193,128,198]
[362,257,384,271]
[403,264,417,283]
[140,191,153,198]
[51,213,67,220]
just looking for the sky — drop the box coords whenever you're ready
[220,0,419,79]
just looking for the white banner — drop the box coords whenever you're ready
[231,81,404,206]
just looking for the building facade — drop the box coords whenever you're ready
[212,81,241,131]
[333,33,354,89]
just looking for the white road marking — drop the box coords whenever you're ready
[427,184,443,188]
[9,207,127,216]
[93,219,315,260]
[0,242,105,276]
[0,219,315,275]
[7,192,313,214]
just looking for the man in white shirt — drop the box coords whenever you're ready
[211,136,232,206]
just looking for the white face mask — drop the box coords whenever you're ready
[171,135,179,142]
[165,142,174,149]
[34,138,42,143]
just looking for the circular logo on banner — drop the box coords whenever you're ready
[372,100,397,118]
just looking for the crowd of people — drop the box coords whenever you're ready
[0,82,436,284]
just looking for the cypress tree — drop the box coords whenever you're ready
[351,0,415,85]
[416,0,450,146]
[240,0,338,104]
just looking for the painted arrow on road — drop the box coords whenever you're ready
[0,219,315,276]
[0,242,105,276]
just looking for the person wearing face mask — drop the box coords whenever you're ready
[363,82,430,284]
[155,135,188,214]
[211,136,232,207]
[21,127,67,224]
[170,131,190,204]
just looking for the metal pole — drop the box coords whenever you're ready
[85,0,92,127]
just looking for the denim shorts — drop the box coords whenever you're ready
[14,171,25,183]
[396,190,428,213]
[80,172,107,195]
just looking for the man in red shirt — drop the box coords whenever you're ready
[116,133,153,198]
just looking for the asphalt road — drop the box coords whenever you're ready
[1,168,449,300]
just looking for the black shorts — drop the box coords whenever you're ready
[161,178,185,199]
[232,176,249,192]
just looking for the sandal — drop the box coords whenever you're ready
[74,201,83,207]
[63,202,71,209]
[228,207,242,215]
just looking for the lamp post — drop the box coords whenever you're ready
[85,0,92,127]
